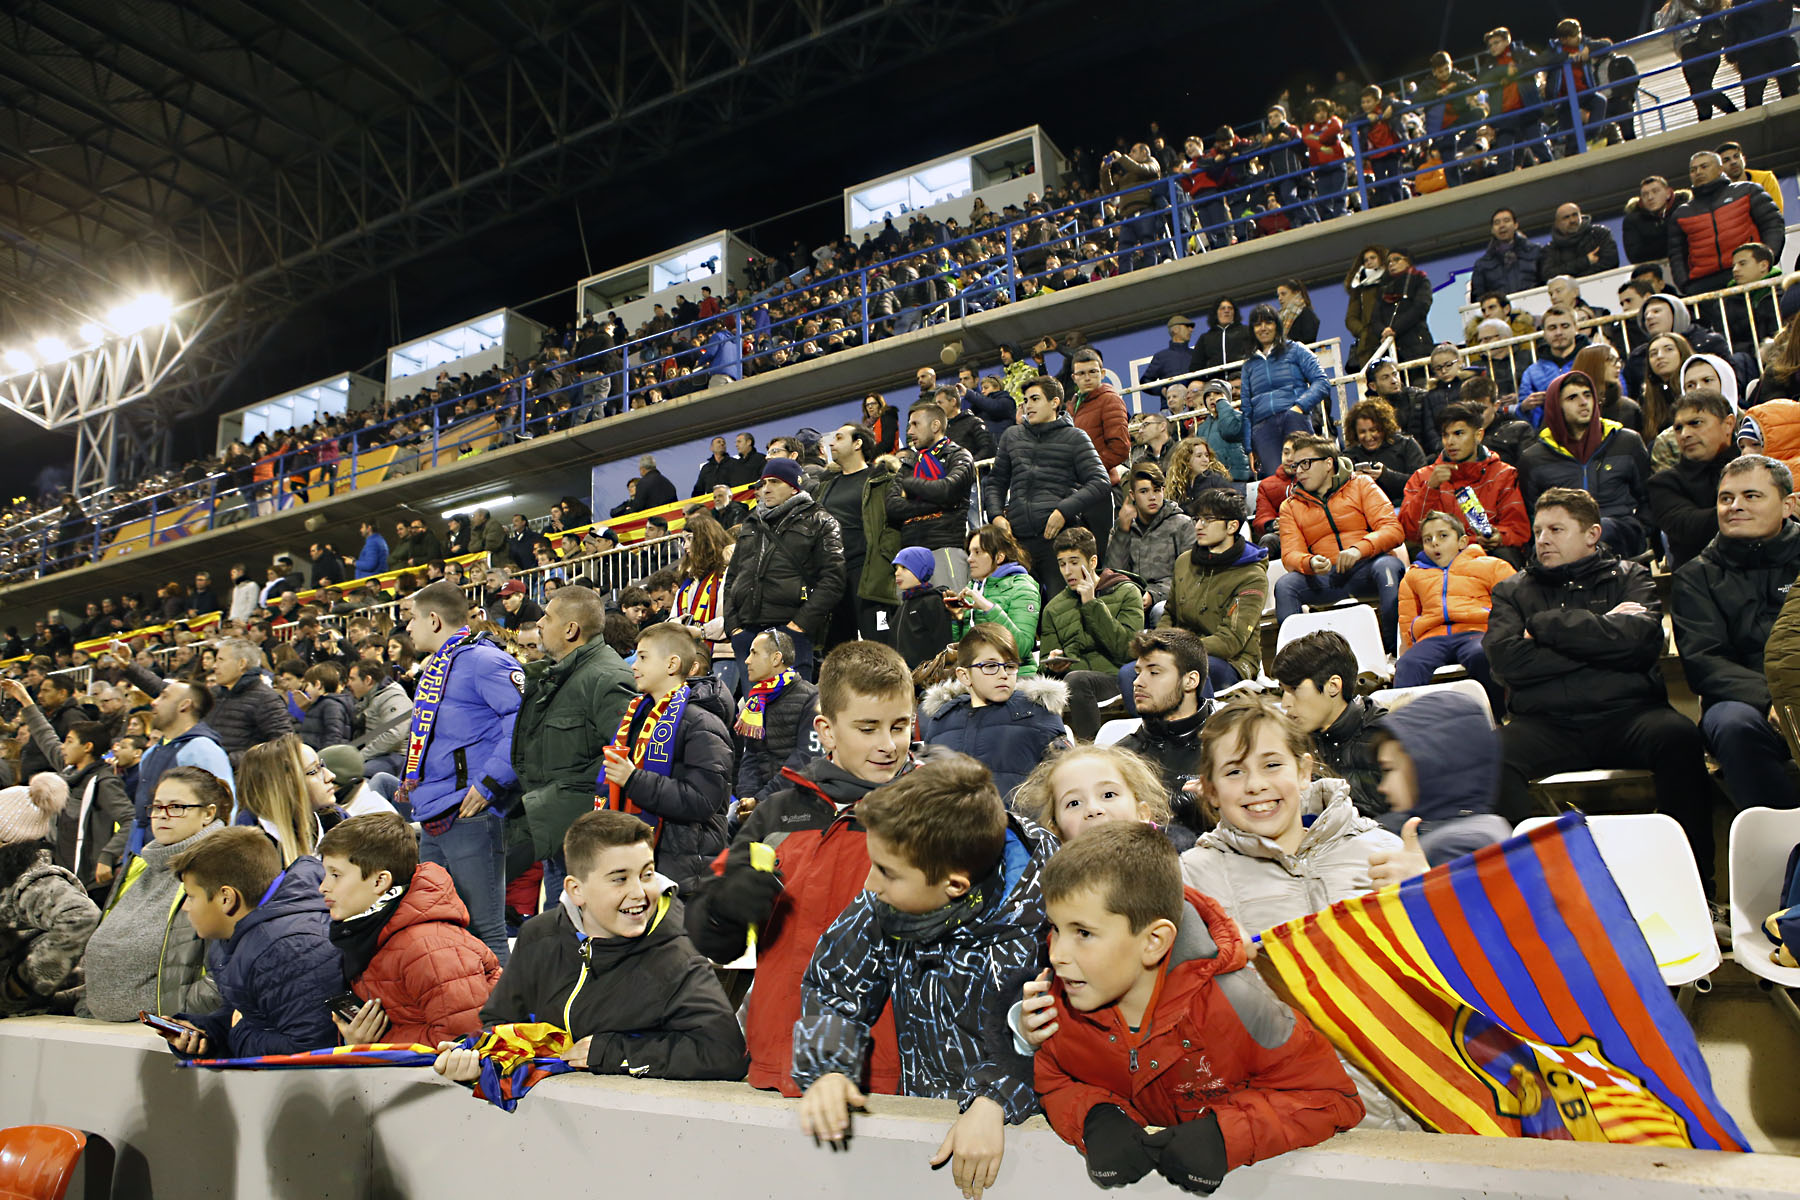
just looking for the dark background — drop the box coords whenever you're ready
[6,0,1656,489]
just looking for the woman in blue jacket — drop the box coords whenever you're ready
[1238,304,1329,477]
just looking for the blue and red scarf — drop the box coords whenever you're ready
[401,625,472,791]
[913,438,952,481]
[600,684,691,836]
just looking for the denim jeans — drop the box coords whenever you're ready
[1273,554,1404,653]
[421,810,509,965]
[1701,700,1800,811]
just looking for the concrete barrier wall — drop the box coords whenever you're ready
[0,1018,1793,1200]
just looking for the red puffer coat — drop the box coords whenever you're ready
[351,862,502,1045]
[1036,889,1363,1170]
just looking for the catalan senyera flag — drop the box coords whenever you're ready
[1256,813,1748,1150]
[177,1023,576,1114]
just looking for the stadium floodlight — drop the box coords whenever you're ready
[440,494,515,521]
[78,322,103,344]
[3,348,34,374]
[106,293,174,335]
[34,336,71,364]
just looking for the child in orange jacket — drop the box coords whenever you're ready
[1395,511,1516,711]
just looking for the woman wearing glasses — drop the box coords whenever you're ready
[76,766,229,1021]
[237,734,338,865]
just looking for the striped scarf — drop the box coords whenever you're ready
[735,669,794,739]
[402,625,472,786]
[913,438,952,482]
[601,685,690,832]
[673,572,723,631]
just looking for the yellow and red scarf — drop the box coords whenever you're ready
[600,685,690,833]
[673,571,723,631]
[734,668,794,739]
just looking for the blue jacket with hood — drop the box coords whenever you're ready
[1238,341,1329,454]
[412,635,525,823]
[1372,692,1508,864]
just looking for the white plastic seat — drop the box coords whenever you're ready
[1370,678,1494,728]
[1727,806,1800,989]
[1094,718,1138,747]
[1274,603,1389,680]
[1263,557,1285,616]
[1515,814,1720,987]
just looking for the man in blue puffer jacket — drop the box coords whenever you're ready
[402,581,525,964]
[1238,305,1329,478]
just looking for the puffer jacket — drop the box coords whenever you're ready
[1343,265,1388,370]
[339,861,501,1046]
[1239,342,1329,449]
[1193,322,1256,374]
[1118,705,1216,840]
[1398,448,1530,548]
[209,673,297,762]
[1669,175,1786,287]
[177,856,340,1056]
[1372,268,1433,361]
[1070,385,1131,474]
[816,459,903,603]
[297,690,355,750]
[1036,888,1363,1167]
[1484,549,1666,719]
[1161,539,1270,684]
[18,704,132,891]
[1536,217,1619,282]
[1253,467,1295,538]
[685,757,910,1095]
[1518,418,1649,526]
[984,414,1113,539]
[1104,501,1196,607]
[734,674,823,804]
[1622,190,1690,264]
[919,677,1069,801]
[1178,779,1418,1132]
[1038,571,1144,672]
[1194,398,1251,481]
[504,637,636,860]
[607,691,733,893]
[78,822,223,1021]
[1399,545,1516,651]
[793,813,1055,1123]
[1468,236,1544,300]
[884,437,974,554]
[401,634,523,824]
[723,490,848,641]
[0,845,99,1015]
[953,563,1043,676]
[353,680,414,758]
[1647,445,1739,570]
[1671,522,1800,712]
[1277,458,1404,573]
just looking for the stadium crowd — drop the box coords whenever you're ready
[0,7,1798,1192]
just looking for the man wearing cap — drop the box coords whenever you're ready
[723,456,847,681]
[1142,315,1198,394]
[495,581,544,632]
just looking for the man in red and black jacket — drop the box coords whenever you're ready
[1668,149,1787,305]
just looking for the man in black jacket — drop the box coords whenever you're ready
[1484,487,1712,887]
[634,455,677,512]
[206,638,297,764]
[733,629,822,805]
[692,437,735,497]
[1141,315,1198,392]
[1647,390,1738,569]
[1116,628,1214,845]
[940,382,994,467]
[1537,202,1620,282]
[726,433,766,488]
[983,375,1112,601]
[19,673,85,780]
[723,457,846,681]
[1671,456,1800,812]
[886,400,974,552]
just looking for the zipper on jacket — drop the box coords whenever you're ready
[563,938,593,1031]
[1441,562,1453,636]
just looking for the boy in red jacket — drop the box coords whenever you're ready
[319,813,501,1046]
[1036,823,1361,1192]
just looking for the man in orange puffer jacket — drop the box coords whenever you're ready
[1275,434,1406,653]
[1396,512,1517,712]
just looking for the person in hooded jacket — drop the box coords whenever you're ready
[1395,512,1516,711]
[1520,371,1651,557]
[1622,293,1744,401]
[1240,306,1330,478]
[1670,455,1800,811]
[1399,400,1531,567]
[1192,299,1255,375]
[1276,435,1407,654]
[1368,692,1512,866]
[920,627,1068,802]
[1160,489,1269,692]
[1105,462,1195,616]
[1372,248,1434,362]
[1623,175,1690,264]
[296,664,356,751]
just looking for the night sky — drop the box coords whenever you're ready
[1,0,1653,493]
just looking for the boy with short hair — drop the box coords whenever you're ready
[1035,823,1362,1192]
[1040,525,1144,674]
[435,809,745,1080]
[685,640,918,1096]
[1270,631,1388,816]
[599,622,733,892]
[318,812,501,1046]
[160,827,341,1056]
[1395,509,1515,711]
[892,546,953,670]
[795,755,1056,1198]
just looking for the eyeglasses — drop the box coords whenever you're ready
[149,802,205,817]
[1290,456,1331,471]
[303,761,328,778]
[968,661,1019,677]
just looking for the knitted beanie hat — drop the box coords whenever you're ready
[894,545,935,584]
[0,773,69,845]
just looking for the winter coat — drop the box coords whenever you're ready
[735,675,823,805]
[697,330,743,381]
[1102,154,1161,218]
[1161,540,1269,684]
[473,518,508,554]
[1647,446,1738,569]
[610,694,733,893]
[1519,418,1649,527]
[504,637,635,859]
[1193,323,1256,375]
[1104,502,1196,607]
[1038,572,1144,672]
[1476,40,1546,113]
[1398,545,1516,651]
[946,413,995,467]
[953,563,1043,675]
[340,862,501,1046]
[817,459,902,603]
[482,889,745,1079]
[1398,447,1530,548]
[177,857,340,1056]
[1143,340,1199,391]
[1484,549,1667,719]
[55,759,132,891]
[1070,385,1131,474]
[1277,459,1404,573]
[79,822,223,1020]
[128,721,234,856]
[1372,269,1433,361]
[1537,218,1620,282]
[1239,343,1329,450]
[354,534,390,577]
[1355,434,1428,505]
[1253,468,1294,538]
[1670,522,1800,712]
[1313,697,1390,818]
[793,814,1054,1122]
[1118,706,1216,838]
[297,691,355,751]
[1194,399,1251,481]
[984,414,1113,538]
[402,634,522,824]
[723,491,848,641]
[353,681,414,758]
[895,587,955,670]
[1036,888,1362,1168]
[1372,695,1505,839]
[209,674,297,763]
[0,845,98,1015]
[919,677,1069,801]
[20,699,82,781]
[1669,176,1786,287]
[1765,568,1800,718]
[885,437,973,555]
[1469,236,1544,299]
[685,757,906,1095]
[1343,266,1388,370]
[1622,190,1690,264]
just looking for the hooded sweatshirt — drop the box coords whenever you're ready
[1520,371,1650,523]
[1370,693,1510,865]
